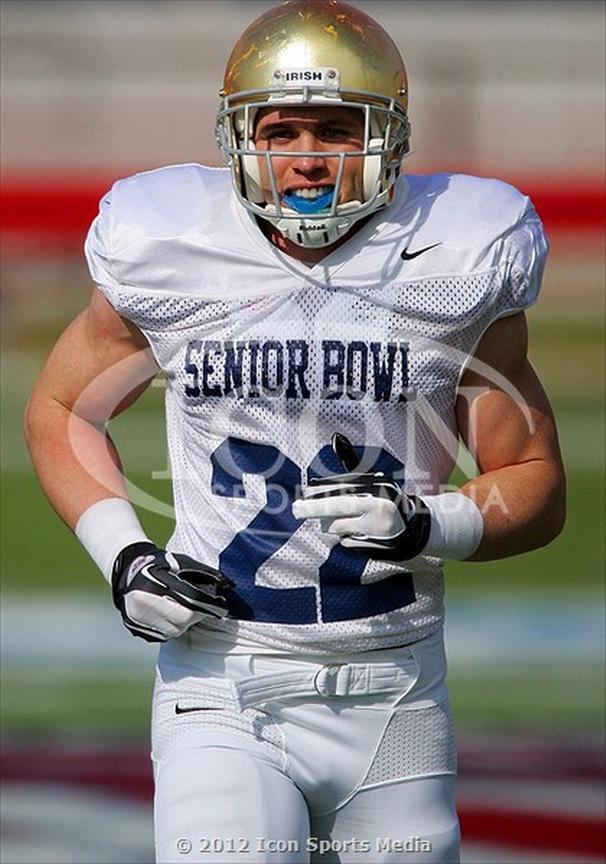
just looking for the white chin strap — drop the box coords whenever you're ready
[264,201,363,248]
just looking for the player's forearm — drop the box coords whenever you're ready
[459,458,566,561]
[24,396,129,531]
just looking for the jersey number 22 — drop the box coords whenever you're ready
[211,437,415,624]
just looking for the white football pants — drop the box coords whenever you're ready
[152,627,460,864]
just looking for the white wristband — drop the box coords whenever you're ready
[422,493,484,560]
[75,498,151,584]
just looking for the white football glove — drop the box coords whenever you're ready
[292,433,432,560]
[111,542,231,643]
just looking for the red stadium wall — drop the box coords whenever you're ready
[2,173,604,257]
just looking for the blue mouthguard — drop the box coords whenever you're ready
[282,189,335,214]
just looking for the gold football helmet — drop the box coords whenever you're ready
[215,0,410,248]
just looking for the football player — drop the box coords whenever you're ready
[25,1,566,862]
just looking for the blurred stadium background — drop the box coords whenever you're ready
[1,1,604,861]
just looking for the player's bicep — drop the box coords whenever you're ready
[29,288,159,425]
[456,312,563,473]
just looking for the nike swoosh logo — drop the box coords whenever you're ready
[175,704,222,715]
[401,242,442,261]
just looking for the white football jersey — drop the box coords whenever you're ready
[85,164,548,654]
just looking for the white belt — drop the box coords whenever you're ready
[229,657,418,711]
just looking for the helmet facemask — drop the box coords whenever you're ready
[216,70,410,248]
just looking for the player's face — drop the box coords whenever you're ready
[253,106,365,208]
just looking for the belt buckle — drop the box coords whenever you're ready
[313,663,346,697]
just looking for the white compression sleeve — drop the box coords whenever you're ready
[422,493,484,561]
[75,498,150,584]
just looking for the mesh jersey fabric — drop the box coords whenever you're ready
[360,702,456,789]
[85,164,548,654]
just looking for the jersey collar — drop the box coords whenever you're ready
[232,176,409,284]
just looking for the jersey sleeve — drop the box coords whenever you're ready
[496,200,549,316]
[84,187,125,308]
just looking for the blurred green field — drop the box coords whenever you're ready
[2,662,602,740]
[1,267,604,737]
